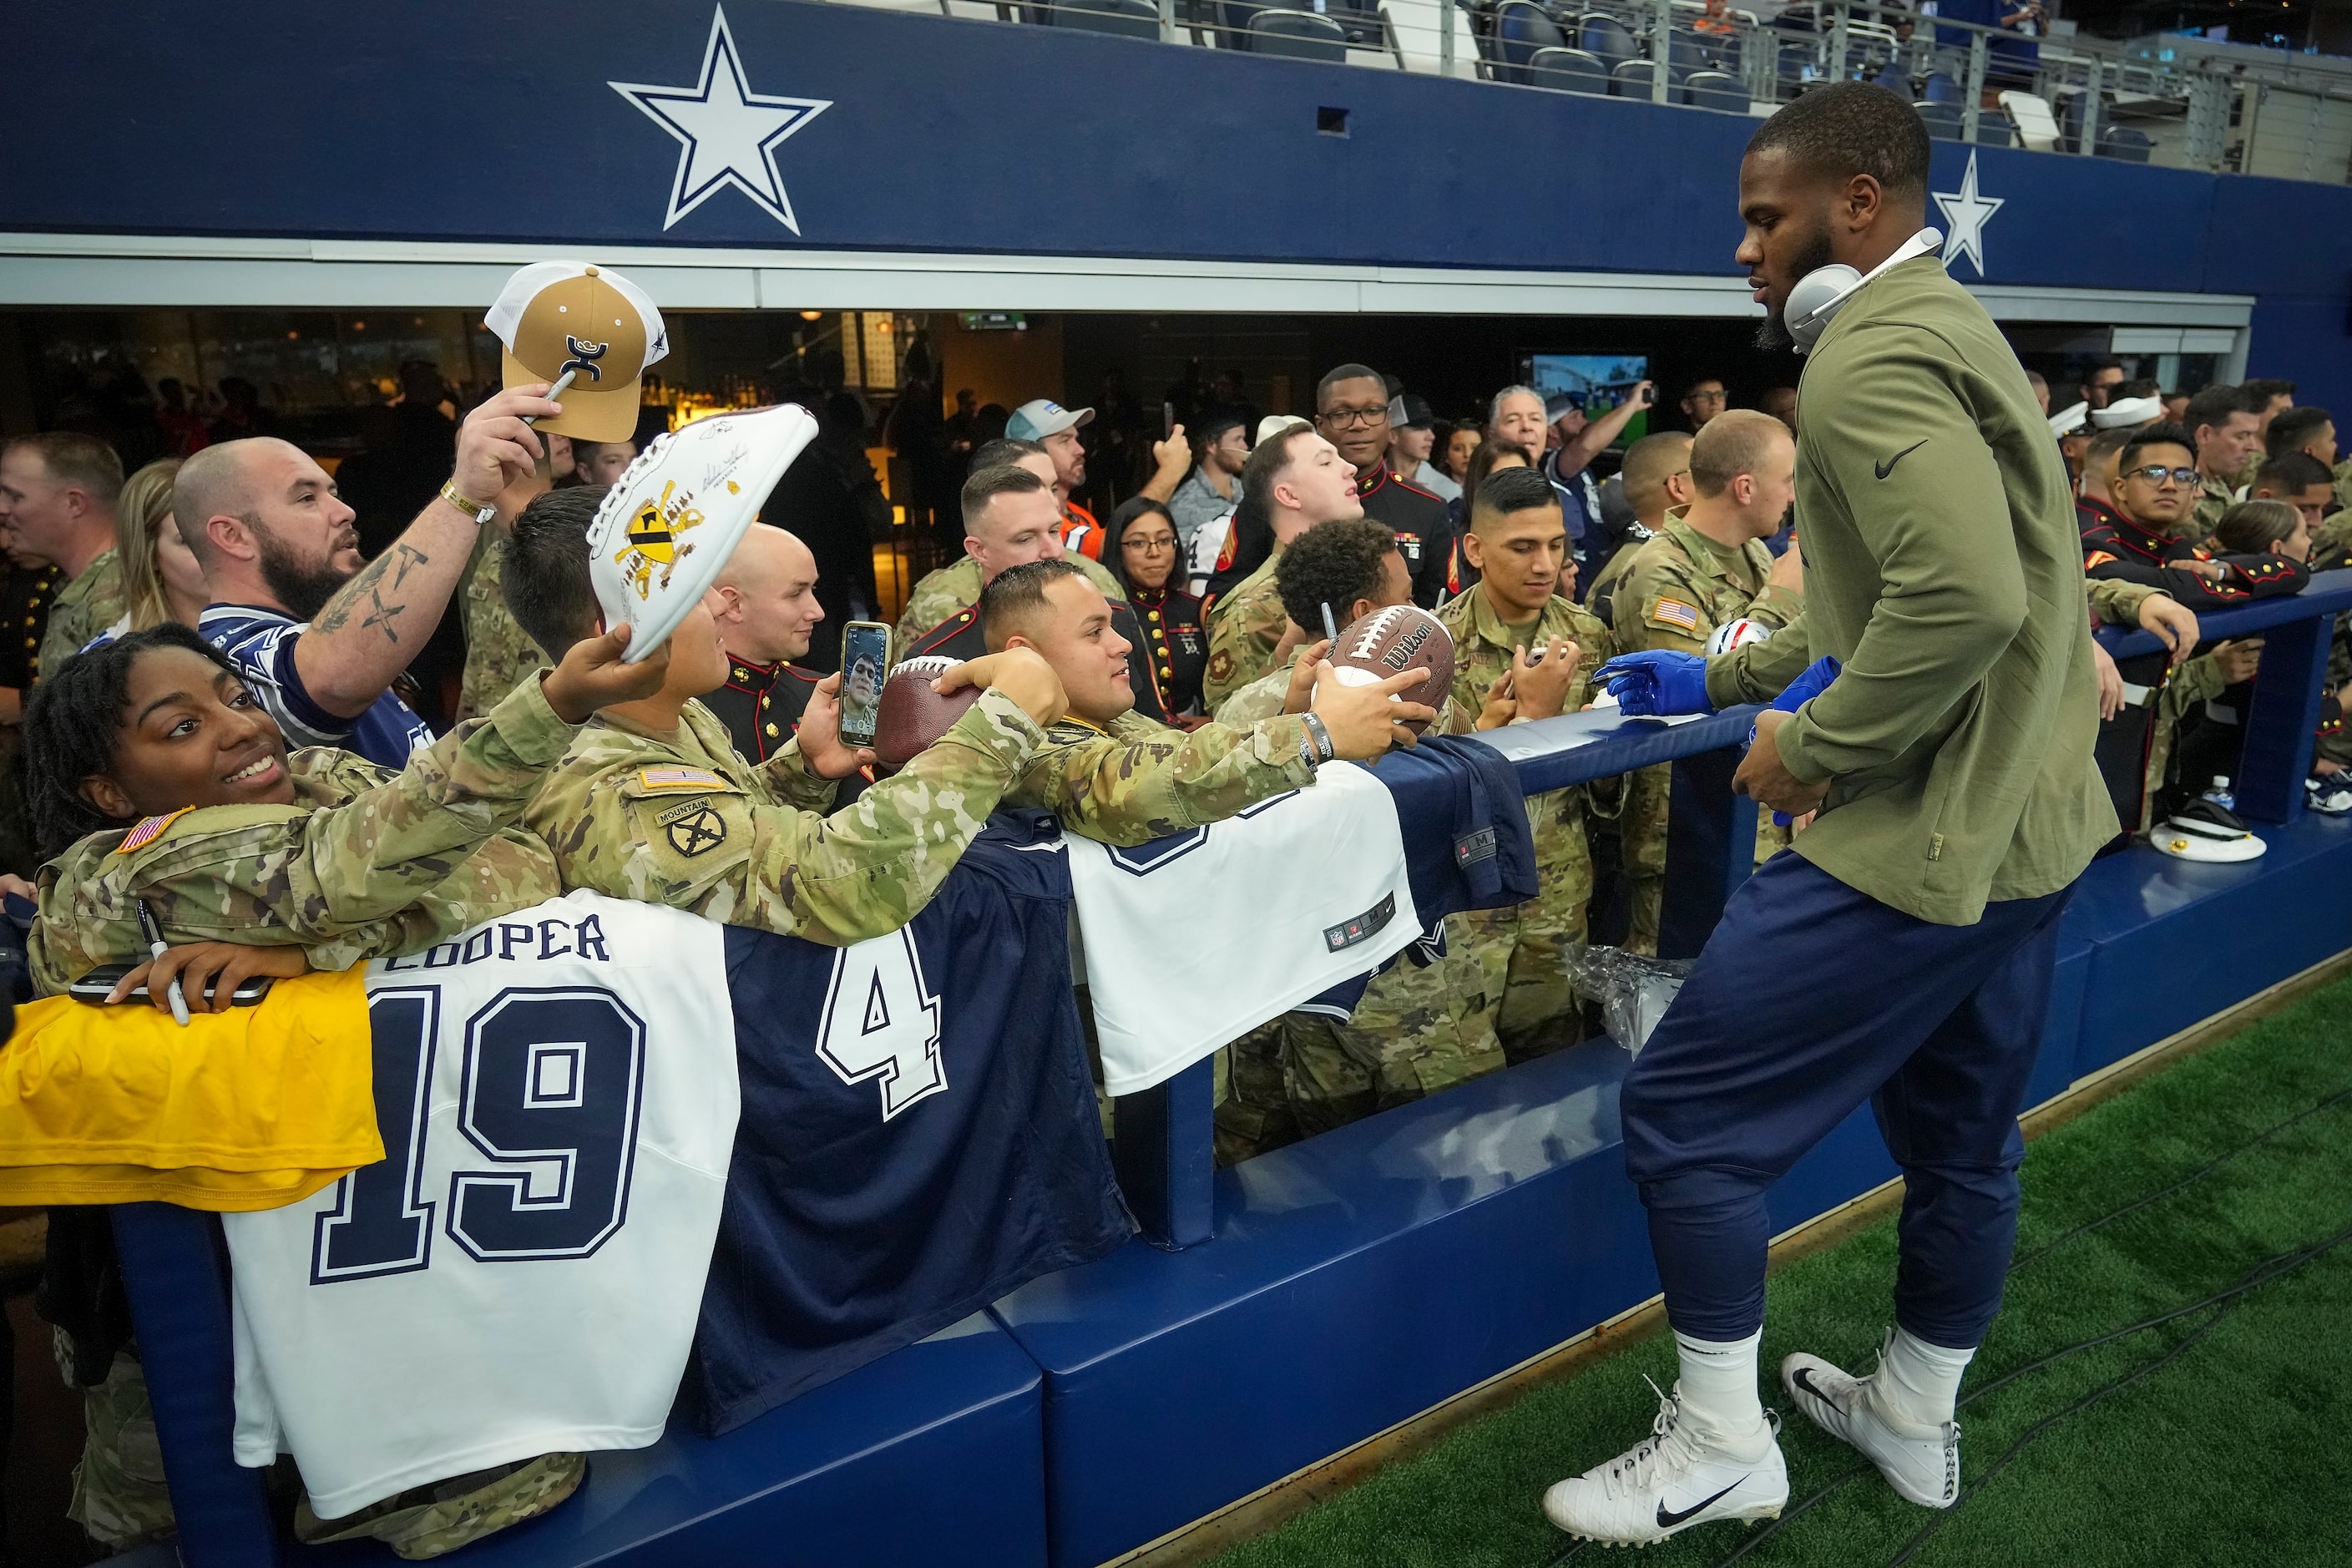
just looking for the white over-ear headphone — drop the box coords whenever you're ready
[1783,228,1945,352]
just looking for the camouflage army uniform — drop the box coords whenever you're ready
[1439,584,1614,1060]
[296,1451,586,1560]
[2334,457,2352,521]
[29,674,574,994]
[1583,523,1659,627]
[893,552,1128,647]
[524,690,1044,943]
[1608,516,1805,953]
[2184,472,2234,544]
[1201,549,1286,711]
[36,548,124,680]
[2086,574,2157,630]
[51,1330,172,1551]
[454,528,547,723]
[1007,709,1318,844]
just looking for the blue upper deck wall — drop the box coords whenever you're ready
[8,1,2346,397]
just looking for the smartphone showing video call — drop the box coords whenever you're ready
[837,621,891,751]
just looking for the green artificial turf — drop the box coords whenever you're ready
[1206,974,2352,1568]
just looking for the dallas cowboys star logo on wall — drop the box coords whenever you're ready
[1932,151,2003,278]
[610,5,832,234]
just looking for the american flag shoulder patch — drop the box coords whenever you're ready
[1649,598,1702,632]
[116,806,195,855]
[636,767,727,792]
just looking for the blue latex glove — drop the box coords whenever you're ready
[1751,656,1843,824]
[1592,650,1714,717]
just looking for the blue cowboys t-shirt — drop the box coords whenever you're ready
[201,604,434,767]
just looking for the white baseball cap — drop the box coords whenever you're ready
[1005,399,1094,441]
[586,404,819,660]
[484,261,670,442]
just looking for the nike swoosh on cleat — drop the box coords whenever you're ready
[1875,440,1927,479]
[1657,1476,1747,1528]
[1790,1367,1846,1412]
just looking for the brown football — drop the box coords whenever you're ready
[1328,604,1455,736]
[873,656,981,769]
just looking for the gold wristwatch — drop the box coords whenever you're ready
[438,481,495,525]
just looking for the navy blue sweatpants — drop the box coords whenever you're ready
[1620,851,2071,1349]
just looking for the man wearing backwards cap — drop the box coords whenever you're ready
[457,262,670,724]
[505,484,1069,941]
[1008,397,1191,560]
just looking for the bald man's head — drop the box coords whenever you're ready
[170,438,291,572]
[713,523,825,665]
[1620,432,1693,527]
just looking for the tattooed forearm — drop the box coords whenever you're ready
[387,542,427,591]
[314,549,393,635]
[358,584,406,643]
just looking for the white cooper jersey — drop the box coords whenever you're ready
[223,893,740,1518]
[1065,762,1419,1095]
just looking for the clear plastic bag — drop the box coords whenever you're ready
[1566,945,1694,1059]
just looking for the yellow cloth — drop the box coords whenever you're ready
[0,969,378,1210]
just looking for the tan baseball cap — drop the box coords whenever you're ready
[484,261,669,442]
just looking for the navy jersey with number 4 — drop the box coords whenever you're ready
[690,815,1132,1435]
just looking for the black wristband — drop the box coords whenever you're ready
[1299,711,1336,765]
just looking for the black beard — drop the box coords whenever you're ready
[255,529,352,622]
[1754,224,1840,353]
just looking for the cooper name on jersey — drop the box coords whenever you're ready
[380,910,615,971]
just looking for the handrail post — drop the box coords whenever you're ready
[1441,0,1455,76]
[1652,0,1673,104]
[1159,0,1176,43]
[1120,1060,1216,1248]
[1962,30,1987,143]
[2081,53,2103,154]
[1827,0,1848,84]
[2236,612,2327,825]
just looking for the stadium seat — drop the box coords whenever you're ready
[1494,0,1567,80]
[1914,99,1964,139]
[2100,124,2154,163]
[1578,10,1638,68]
[1999,89,2062,151]
[1050,0,1164,38]
[1870,61,1911,95]
[1528,44,1609,93]
[1920,69,1962,104]
[1609,58,1683,98]
[1249,8,1348,58]
[1973,115,2014,146]
[1683,68,1747,111]
[1663,26,1711,73]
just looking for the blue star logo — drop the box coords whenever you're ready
[610,6,832,234]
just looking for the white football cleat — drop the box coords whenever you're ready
[1779,1344,1960,1509]
[1541,1380,1788,1546]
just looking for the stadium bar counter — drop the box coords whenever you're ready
[112,574,2352,1568]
